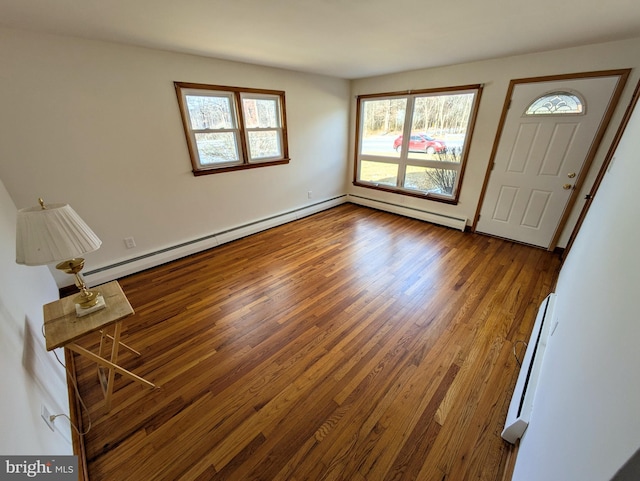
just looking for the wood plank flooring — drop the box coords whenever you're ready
[72,204,561,480]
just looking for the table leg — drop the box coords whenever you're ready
[100,332,141,357]
[65,344,155,389]
[98,329,107,358]
[103,321,122,410]
[97,330,108,389]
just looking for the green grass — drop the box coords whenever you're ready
[359,160,454,194]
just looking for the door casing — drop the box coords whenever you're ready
[473,69,630,250]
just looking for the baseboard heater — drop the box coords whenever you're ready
[83,195,347,286]
[502,293,557,444]
[347,194,467,231]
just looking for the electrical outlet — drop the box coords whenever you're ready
[307,190,313,199]
[41,404,55,431]
[124,237,136,249]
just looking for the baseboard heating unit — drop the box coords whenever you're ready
[502,293,557,444]
[347,194,467,231]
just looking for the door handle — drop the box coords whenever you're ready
[563,184,573,190]
[567,172,576,178]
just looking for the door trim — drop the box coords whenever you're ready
[563,78,640,259]
[472,69,631,250]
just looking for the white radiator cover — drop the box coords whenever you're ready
[83,196,347,286]
[502,293,557,444]
[347,194,467,231]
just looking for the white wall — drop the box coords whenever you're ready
[349,37,640,246]
[0,177,72,454]
[0,27,350,286]
[512,93,640,479]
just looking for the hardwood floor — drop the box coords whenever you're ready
[72,204,561,480]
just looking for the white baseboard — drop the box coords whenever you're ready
[83,194,466,287]
[83,195,347,287]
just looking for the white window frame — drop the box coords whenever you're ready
[240,92,285,163]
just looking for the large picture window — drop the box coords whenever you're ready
[175,82,289,175]
[354,85,482,203]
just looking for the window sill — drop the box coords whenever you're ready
[193,158,290,176]
[352,181,459,205]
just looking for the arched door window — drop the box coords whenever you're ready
[524,91,585,116]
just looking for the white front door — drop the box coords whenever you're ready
[476,75,622,248]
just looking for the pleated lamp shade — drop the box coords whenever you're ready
[16,202,102,266]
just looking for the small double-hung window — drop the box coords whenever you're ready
[174,82,289,175]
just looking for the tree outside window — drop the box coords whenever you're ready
[354,85,482,203]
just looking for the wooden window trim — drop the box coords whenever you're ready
[174,82,290,176]
[353,84,483,204]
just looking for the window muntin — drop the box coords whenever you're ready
[354,85,482,203]
[175,82,289,175]
[525,91,584,116]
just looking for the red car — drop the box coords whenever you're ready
[393,133,447,154]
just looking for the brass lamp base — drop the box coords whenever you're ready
[56,258,102,309]
[75,294,106,317]
[73,289,101,309]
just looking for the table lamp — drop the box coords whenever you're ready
[16,198,104,316]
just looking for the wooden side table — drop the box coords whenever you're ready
[43,280,156,411]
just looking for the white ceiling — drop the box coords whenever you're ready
[1,0,640,79]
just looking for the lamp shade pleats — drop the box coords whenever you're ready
[16,203,102,266]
